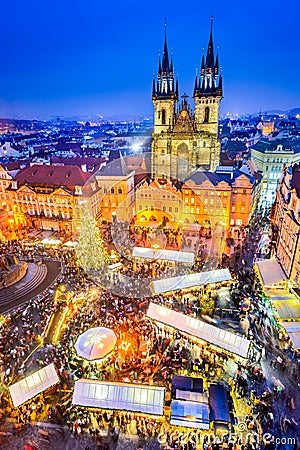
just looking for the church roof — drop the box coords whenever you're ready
[99,150,130,177]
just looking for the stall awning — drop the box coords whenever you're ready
[107,262,123,270]
[170,399,210,429]
[272,298,300,320]
[280,322,300,349]
[132,247,194,263]
[146,302,250,358]
[9,363,59,407]
[152,268,232,294]
[72,380,165,415]
[209,383,231,424]
[255,259,286,287]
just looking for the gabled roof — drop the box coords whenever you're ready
[99,151,130,177]
[15,164,91,186]
[184,170,224,187]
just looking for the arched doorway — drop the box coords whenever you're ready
[177,143,188,180]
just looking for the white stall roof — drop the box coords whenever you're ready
[132,247,194,264]
[146,302,250,358]
[280,322,300,349]
[9,363,59,408]
[255,259,286,287]
[152,268,232,294]
[72,380,165,415]
[176,389,209,404]
[171,399,210,429]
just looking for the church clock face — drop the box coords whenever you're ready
[181,110,188,118]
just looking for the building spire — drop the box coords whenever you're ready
[152,21,177,100]
[162,20,170,75]
[206,16,215,68]
[194,18,223,98]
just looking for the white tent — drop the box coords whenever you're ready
[280,322,300,349]
[72,380,165,415]
[9,363,59,407]
[132,247,194,264]
[170,399,210,429]
[146,302,250,358]
[152,268,232,294]
[255,259,287,287]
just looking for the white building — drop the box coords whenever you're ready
[251,139,300,209]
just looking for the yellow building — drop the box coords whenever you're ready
[135,169,255,234]
[151,22,222,180]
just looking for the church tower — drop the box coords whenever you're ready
[152,24,178,134]
[193,19,223,155]
[151,20,223,180]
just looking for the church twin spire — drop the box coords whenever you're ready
[152,23,178,100]
[194,18,223,97]
[153,19,223,100]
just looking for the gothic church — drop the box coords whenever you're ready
[151,21,223,180]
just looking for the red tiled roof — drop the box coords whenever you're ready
[15,164,92,186]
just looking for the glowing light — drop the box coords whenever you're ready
[132,143,141,152]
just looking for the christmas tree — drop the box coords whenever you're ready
[76,203,109,271]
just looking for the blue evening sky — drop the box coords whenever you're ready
[0,0,299,119]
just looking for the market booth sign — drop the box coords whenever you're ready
[9,363,59,408]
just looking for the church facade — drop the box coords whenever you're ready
[151,22,223,180]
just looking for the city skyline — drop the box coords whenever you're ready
[1,0,300,119]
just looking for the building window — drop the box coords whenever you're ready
[163,206,166,212]
[118,188,122,194]
[139,205,142,210]
[191,197,195,204]
[111,188,114,194]
[169,207,172,212]
[204,107,210,123]
[162,109,166,125]
[175,207,178,212]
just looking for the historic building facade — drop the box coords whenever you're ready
[135,169,255,232]
[251,138,300,210]
[271,164,300,287]
[151,22,223,180]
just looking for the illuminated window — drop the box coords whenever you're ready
[191,197,195,204]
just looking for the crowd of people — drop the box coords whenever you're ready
[0,216,299,449]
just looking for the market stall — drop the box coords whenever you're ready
[255,259,287,289]
[9,363,60,408]
[146,302,250,358]
[151,268,232,294]
[132,247,194,263]
[279,322,300,350]
[208,383,231,431]
[72,380,165,415]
